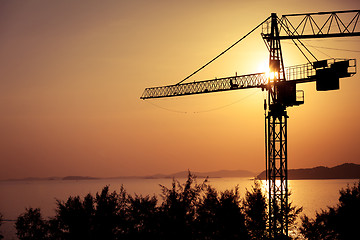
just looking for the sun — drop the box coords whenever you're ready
[256,59,274,82]
[256,59,270,74]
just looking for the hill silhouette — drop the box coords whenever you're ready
[257,163,360,180]
[145,169,255,179]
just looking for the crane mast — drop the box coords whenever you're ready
[265,13,290,238]
[141,10,359,239]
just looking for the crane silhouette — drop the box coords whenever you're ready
[141,10,360,238]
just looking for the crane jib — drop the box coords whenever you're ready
[140,58,356,100]
[141,73,266,99]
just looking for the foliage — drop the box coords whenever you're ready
[53,186,127,240]
[15,208,49,240]
[243,181,268,239]
[243,181,303,240]
[126,194,159,239]
[158,172,207,240]
[15,172,303,240]
[300,181,360,240]
[0,212,3,240]
[215,187,249,239]
[286,191,303,240]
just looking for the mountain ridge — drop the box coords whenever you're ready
[256,163,360,180]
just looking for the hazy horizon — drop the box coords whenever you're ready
[1,0,359,180]
[3,162,359,181]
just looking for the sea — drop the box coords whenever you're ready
[0,177,358,239]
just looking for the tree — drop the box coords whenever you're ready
[54,194,94,239]
[159,172,206,240]
[15,208,49,240]
[53,185,128,240]
[300,181,360,240]
[243,181,268,240]
[286,191,303,240]
[195,185,250,240]
[195,185,221,239]
[93,186,122,240]
[126,194,159,239]
[0,212,4,240]
[243,180,302,240]
[216,187,249,240]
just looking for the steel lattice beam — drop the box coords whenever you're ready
[262,10,360,39]
[140,58,356,100]
[140,73,267,99]
[267,110,288,239]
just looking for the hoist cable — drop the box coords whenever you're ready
[177,16,271,85]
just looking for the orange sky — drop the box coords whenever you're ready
[0,0,359,180]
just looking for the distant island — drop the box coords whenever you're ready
[3,170,255,181]
[3,163,360,181]
[256,163,360,180]
[142,170,256,179]
[62,176,100,180]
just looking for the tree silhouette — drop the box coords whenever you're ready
[52,185,128,240]
[158,172,206,240]
[216,187,249,240]
[0,212,4,240]
[286,191,303,240]
[126,194,159,239]
[243,181,268,240]
[194,184,250,240]
[195,185,221,239]
[15,208,49,240]
[14,173,304,240]
[243,181,302,240]
[54,194,94,239]
[300,181,360,240]
[93,186,123,240]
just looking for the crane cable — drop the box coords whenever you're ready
[303,44,360,53]
[282,41,333,58]
[144,90,259,114]
[193,90,259,113]
[177,16,271,85]
[277,18,318,64]
[290,38,318,63]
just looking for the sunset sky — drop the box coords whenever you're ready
[0,0,359,180]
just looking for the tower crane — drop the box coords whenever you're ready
[141,10,360,238]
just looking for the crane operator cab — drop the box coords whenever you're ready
[277,81,304,107]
